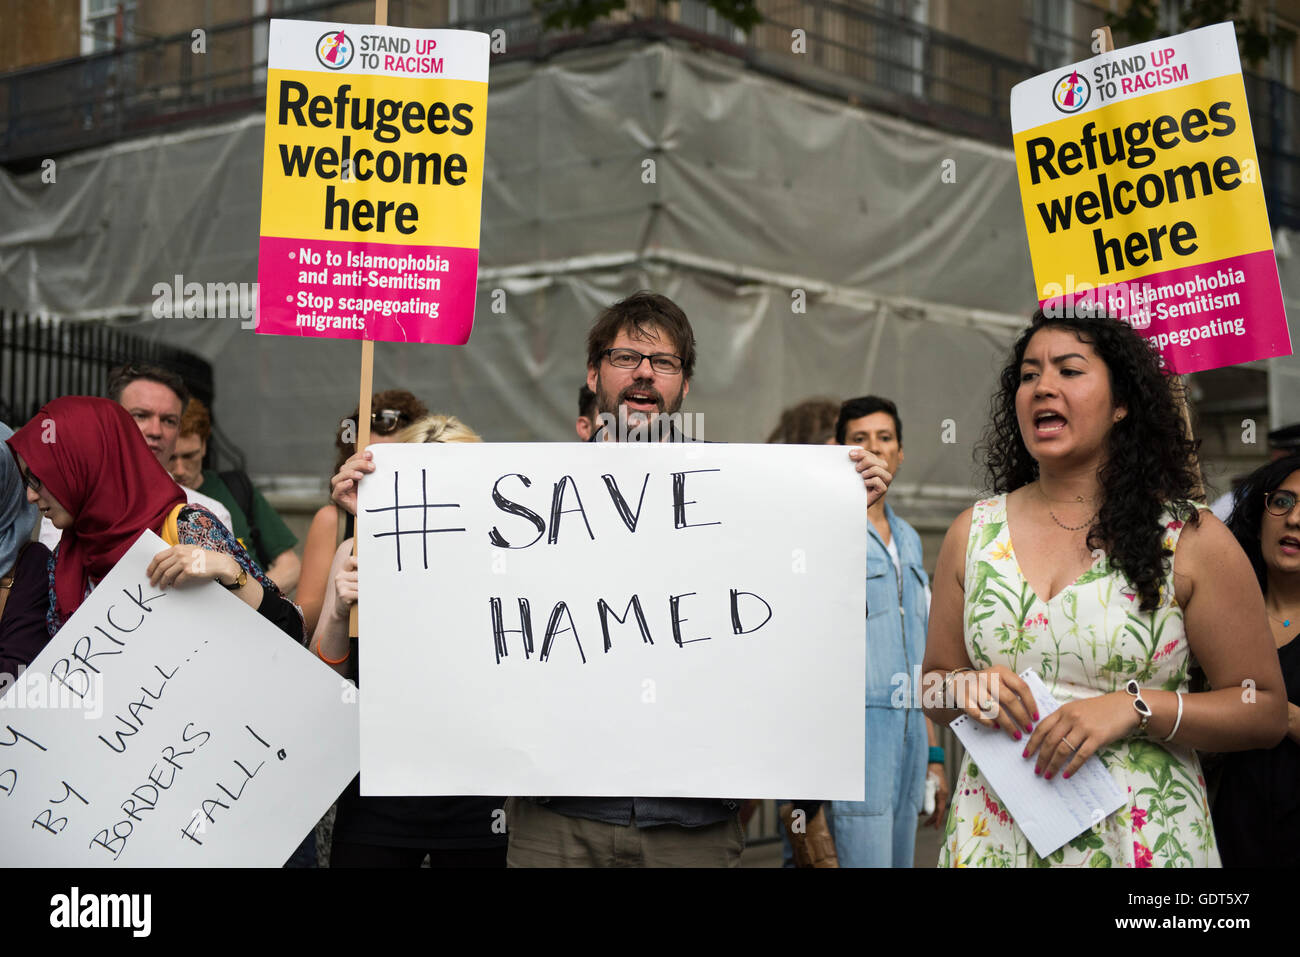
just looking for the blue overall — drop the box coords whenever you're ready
[825,504,930,867]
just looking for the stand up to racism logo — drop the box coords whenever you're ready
[1052,70,1091,113]
[316,29,354,69]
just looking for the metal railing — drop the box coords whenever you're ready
[0,309,213,433]
[3,1,1300,226]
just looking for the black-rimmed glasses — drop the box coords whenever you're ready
[600,348,683,375]
[1265,490,1300,516]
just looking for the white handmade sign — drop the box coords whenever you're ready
[357,442,867,799]
[0,532,358,866]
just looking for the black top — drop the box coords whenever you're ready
[1212,635,1300,866]
[331,636,507,850]
[0,543,53,679]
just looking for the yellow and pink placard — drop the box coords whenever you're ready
[1012,22,1291,372]
[257,19,488,344]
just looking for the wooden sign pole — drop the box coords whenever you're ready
[1092,24,1205,502]
[348,0,388,637]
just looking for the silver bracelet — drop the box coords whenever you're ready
[1162,691,1184,743]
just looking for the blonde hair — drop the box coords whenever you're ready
[393,414,482,445]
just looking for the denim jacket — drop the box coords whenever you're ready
[865,505,929,709]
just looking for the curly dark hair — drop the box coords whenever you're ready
[766,397,841,444]
[980,310,1201,612]
[1226,453,1300,595]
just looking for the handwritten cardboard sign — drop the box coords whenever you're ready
[0,532,358,867]
[256,19,489,343]
[357,443,867,800]
[1012,22,1291,372]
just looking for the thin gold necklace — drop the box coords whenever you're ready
[1038,483,1096,532]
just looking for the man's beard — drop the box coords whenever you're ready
[594,377,684,441]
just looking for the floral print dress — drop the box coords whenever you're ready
[939,494,1219,868]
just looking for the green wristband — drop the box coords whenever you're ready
[929,746,945,764]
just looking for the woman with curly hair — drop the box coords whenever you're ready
[922,309,1286,867]
[1212,454,1300,866]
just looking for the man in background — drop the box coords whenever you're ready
[575,384,600,440]
[40,362,233,549]
[172,398,301,594]
[826,395,948,867]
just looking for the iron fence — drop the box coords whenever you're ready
[0,308,214,439]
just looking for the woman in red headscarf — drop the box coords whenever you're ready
[6,397,303,642]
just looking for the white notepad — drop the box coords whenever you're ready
[950,670,1127,859]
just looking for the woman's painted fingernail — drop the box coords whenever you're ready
[1034,766,1042,776]
[1045,772,1054,780]
[993,721,1000,730]
[1063,771,1072,779]
[1014,731,1022,741]
[1022,748,1030,758]
[1033,711,1040,721]
[1025,723,1033,733]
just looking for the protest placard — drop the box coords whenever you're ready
[0,533,358,867]
[1011,22,1292,373]
[256,19,489,344]
[356,442,867,800]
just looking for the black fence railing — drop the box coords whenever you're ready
[3,2,1300,228]
[0,310,213,432]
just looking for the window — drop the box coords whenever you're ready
[873,0,927,97]
[1029,0,1073,70]
[81,0,136,55]
[1269,29,1295,87]
[1158,0,1182,36]
[450,0,534,22]
[677,0,749,45]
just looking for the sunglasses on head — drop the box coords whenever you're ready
[371,409,411,435]
[1265,489,1300,516]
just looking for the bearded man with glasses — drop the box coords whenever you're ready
[583,293,695,443]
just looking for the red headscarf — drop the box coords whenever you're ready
[6,396,185,625]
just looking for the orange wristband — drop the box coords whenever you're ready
[316,640,350,665]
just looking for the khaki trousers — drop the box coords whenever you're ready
[504,797,744,868]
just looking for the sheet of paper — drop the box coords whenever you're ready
[357,442,867,800]
[950,670,1126,859]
